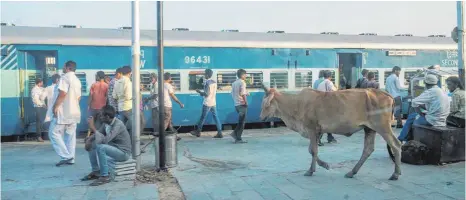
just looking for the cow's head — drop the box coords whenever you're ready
[260,83,279,121]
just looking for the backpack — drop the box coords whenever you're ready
[400,140,431,165]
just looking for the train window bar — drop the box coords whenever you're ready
[168,72,181,91]
[140,71,152,92]
[270,71,289,89]
[188,71,205,91]
[75,72,87,93]
[216,71,264,90]
[295,71,313,89]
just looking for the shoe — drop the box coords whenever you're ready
[235,140,247,144]
[213,134,223,138]
[176,136,181,141]
[318,140,324,146]
[56,158,74,167]
[190,130,201,137]
[90,176,111,186]
[37,137,44,142]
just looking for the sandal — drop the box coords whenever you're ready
[80,172,100,181]
[90,176,111,186]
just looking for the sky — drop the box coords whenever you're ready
[0,1,459,36]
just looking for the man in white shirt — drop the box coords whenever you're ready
[32,78,46,142]
[190,69,223,138]
[113,66,133,128]
[316,71,337,145]
[397,74,450,142]
[231,69,249,143]
[49,61,82,166]
[42,74,60,123]
[385,66,404,128]
[161,72,184,140]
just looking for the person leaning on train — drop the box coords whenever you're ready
[446,76,465,128]
[397,74,450,142]
[83,105,132,186]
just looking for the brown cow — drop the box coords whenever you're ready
[259,85,402,180]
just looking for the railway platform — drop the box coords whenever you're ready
[1,127,465,200]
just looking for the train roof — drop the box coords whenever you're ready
[0,26,457,50]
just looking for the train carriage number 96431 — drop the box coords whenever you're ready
[185,56,211,64]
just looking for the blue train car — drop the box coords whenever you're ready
[0,26,458,136]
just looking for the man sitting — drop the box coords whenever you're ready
[82,105,132,186]
[398,74,450,142]
[446,76,465,128]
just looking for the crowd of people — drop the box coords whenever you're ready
[30,61,465,186]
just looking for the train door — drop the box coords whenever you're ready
[337,53,363,88]
[18,50,58,132]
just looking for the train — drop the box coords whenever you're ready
[0,25,458,136]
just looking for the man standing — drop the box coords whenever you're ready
[190,69,223,138]
[82,105,131,186]
[113,66,133,133]
[231,69,249,143]
[313,70,325,89]
[397,75,450,142]
[355,69,369,89]
[32,78,46,142]
[361,72,380,89]
[385,66,404,128]
[107,68,122,114]
[49,61,82,166]
[88,71,108,128]
[338,64,349,89]
[317,71,338,145]
[162,73,184,138]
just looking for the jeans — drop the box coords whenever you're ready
[48,118,77,162]
[88,144,130,176]
[233,105,248,140]
[35,107,47,137]
[196,105,222,134]
[398,113,432,141]
[393,96,403,125]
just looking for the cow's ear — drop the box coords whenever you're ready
[265,92,275,107]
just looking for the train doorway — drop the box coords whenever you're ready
[18,50,58,133]
[337,53,362,88]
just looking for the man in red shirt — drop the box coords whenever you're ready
[88,71,109,128]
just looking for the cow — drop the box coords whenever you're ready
[259,85,402,180]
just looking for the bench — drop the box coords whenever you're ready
[108,159,136,181]
[412,124,465,164]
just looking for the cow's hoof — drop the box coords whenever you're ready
[344,172,354,178]
[318,162,330,170]
[388,174,399,181]
[304,170,313,176]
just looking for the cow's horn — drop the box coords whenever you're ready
[261,82,269,93]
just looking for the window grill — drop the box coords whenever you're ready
[295,71,313,89]
[217,71,263,90]
[75,72,87,93]
[369,70,380,83]
[169,72,181,91]
[28,72,42,95]
[140,71,152,91]
[270,72,288,89]
[189,71,205,90]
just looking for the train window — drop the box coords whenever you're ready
[270,72,288,89]
[189,71,205,90]
[404,71,417,84]
[28,72,43,95]
[295,71,312,89]
[169,72,181,91]
[140,71,152,91]
[384,71,393,85]
[245,72,263,89]
[369,70,379,83]
[75,72,87,93]
[217,71,263,90]
[217,72,236,91]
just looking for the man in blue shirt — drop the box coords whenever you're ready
[385,66,404,128]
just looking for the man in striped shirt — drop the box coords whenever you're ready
[107,68,122,114]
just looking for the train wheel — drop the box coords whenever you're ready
[387,144,396,163]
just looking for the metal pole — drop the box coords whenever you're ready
[156,1,166,170]
[131,0,141,171]
[458,1,465,85]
